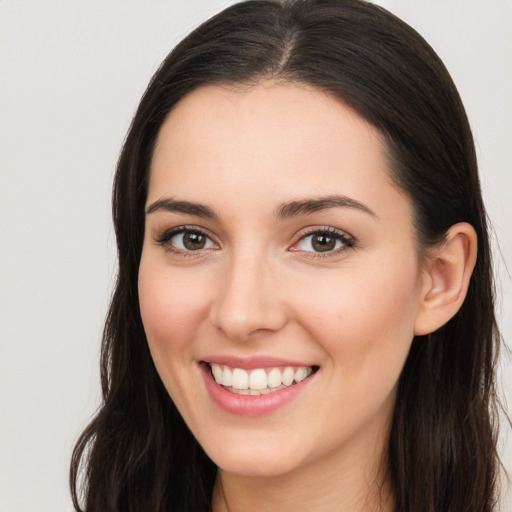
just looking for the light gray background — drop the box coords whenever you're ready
[0,1,510,511]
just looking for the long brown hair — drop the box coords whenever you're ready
[70,1,504,510]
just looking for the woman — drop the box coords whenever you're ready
[70,1,505,510]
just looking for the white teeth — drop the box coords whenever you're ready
[222,366,233,387]
[209,363,314,395]
[294,367,309,382]
[211,364,223,383]
[232,368,249,389]
[282,367,295,386]
[249,368,267,390]
[267,367,282,388]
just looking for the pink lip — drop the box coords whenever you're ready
[199,362,317,417]
[201,355,314,370]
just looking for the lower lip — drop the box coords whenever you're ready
[200,363,316,417]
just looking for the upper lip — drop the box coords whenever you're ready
[201,355,316,370]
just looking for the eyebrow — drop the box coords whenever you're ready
[146,198,218,219]
[145,194,376,220]
[274,195,376,219]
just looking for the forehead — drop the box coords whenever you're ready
[148,82,409,225]
[153,82,385,167]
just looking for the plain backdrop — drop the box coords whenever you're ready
[0,1,510,511]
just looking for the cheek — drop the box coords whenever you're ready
[138,260,217,419]
[296,259,421,382]
[138,262,211,356]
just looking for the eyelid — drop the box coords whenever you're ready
[152,224,355,258]
[289,226,356,256]
[153,225,220,253]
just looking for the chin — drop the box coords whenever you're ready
[202,435,307,478]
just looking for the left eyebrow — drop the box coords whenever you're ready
[145,198,218,219]
[274,195,377,219]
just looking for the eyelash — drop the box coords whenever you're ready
[292,227,355,258]
[154,225,355,258]
[154,225,219,257]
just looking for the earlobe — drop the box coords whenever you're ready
[414,223,477,336]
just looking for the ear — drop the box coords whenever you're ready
[414,222,477,336]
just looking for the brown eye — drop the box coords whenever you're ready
[311,234,336,252]
[162,229,217,252]
[293,229,354,255]
[183,232,207,250]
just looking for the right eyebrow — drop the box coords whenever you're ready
[274,194,376,220]
[145,198,218,219]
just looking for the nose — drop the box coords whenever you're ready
[209,248,289,342]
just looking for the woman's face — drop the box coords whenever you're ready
[139,83,426,478]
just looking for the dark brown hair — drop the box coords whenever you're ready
[70,1,504,510]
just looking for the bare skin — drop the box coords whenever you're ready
[139,81,477,512]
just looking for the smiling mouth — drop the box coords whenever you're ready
[207,363,319,396]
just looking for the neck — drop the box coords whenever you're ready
[211,427,394,512]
